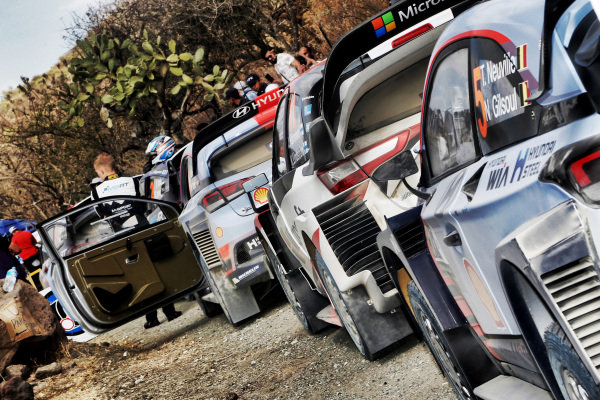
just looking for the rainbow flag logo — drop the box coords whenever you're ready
[371,12,396,38]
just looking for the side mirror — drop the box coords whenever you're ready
[302,117,343,176]
[372,150,419,181]
[373,150,430,201]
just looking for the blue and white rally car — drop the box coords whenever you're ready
[377,0,600,398]
[178,90,282,325]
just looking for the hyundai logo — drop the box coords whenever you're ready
[233,106,251,119]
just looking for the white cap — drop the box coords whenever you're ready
[233,80,247,90]
[264,83,280,93]
[9,226,17,234]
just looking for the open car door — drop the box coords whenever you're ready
[39,196,204,334]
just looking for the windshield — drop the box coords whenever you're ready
[43,199,173,258]
[210,130,273,181]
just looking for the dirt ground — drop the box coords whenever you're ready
[32,294,456,400]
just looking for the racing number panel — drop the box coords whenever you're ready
[65,220,202,324]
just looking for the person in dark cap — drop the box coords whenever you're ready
[225,87,243,106]
[246,73,269,96]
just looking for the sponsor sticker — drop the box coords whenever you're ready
[231,264,261,285]
[232,106,251,119]
[485,140,556,191]
[371,11,396,37]
[253,187,268,205]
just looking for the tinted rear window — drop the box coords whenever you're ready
[210,131,272,181]
[346,57,429,141]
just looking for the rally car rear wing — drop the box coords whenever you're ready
[320,0,479,129]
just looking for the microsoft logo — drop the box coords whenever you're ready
[371,12,396,38]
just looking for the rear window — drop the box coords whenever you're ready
[210,131,272,181]
[346,57,429,141]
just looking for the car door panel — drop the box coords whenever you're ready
[41,198,203,331]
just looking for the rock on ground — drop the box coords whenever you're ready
[0,376,34,400]
[0,280,66,373]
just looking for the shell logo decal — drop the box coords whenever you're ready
[253,187,269,204]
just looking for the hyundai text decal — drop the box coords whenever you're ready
[232,88,284,118]
[486,140,556,191]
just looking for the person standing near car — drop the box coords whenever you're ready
[9,226,41,279]
[92,152,139,199]
[0,234,27,283]
[261,47,301,84]
[138,141,184,328]
[246,73,269,96]
[298,46,317,68]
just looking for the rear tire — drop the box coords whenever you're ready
[408,281,475,400]
[545,322,600,400]
[314,251,372,360]
[268,250,311,330]
[262,234,328,333]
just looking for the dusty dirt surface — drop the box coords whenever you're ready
[31,294,456,400]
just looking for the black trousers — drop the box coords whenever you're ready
[146,303,177,322]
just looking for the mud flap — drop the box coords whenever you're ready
[207,266,260,325]
[344,286,413,356]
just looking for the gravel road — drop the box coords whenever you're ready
[33,293,456,400]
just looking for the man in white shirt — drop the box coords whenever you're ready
[261,47,301,84]
[92,152,138,199]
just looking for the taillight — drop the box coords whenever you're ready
[201,177,254,213]
[202,190,226,213]
[317,160,367,194]
[569,150,600,202]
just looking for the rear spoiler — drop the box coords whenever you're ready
[192,87,284,166]
[320,0,479,129]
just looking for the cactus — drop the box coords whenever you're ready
[66,30,233,135]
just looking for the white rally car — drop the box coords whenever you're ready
[256,0,478,359]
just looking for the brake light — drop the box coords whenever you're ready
[353,125,419,175]
[202,190,226,212]
[201,177,254,213]
[392,24,433,49]
[569,150,600,202]
[317,160,367,194]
